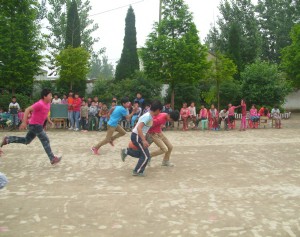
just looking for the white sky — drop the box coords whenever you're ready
[88,0,220,66]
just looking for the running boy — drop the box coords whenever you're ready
[120,100,163,176]
[0,89,61,165]
[147,110,179,166]
[91,97,137,155]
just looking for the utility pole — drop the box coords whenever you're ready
[159,0,162,23]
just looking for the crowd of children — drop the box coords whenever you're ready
[177,100,282,131]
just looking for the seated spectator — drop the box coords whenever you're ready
[199,105,208,131]
[271,105,281,129]
[180,103,190,131]
[218,108,228,130]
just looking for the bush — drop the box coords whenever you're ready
[0,93,33,111]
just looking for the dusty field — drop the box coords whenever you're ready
[0,115,300,237]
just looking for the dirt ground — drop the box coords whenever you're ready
[0,115,300,237]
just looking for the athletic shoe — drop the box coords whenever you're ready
[91,147,99,155]
[51,156,62,165]
[68,127,73,130]
[0,136,8,147]
[109,140,114,147]
[132,170,146,177]
[74,128,79,131]
[120,148,127,162]
[161,160,174,167]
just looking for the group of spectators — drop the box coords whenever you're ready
[178,100,282,131]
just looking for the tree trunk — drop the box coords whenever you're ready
[171,88,175,111]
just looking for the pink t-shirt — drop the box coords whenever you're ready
[148,113,168,134]
[228,106,237,116]
[29,100,50,125]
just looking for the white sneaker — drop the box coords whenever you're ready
[161,161,174,167]
[68,127,73,130]
[74,128,79,131]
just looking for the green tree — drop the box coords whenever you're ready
[88,53,114,80]
[0,0,43,95]
[56,46,90,95]
[92,71,162,103]
[115,6,139,81]
[206,0,261,76]
[256,0,300,63]
[281,24,300,89]
[203,52,237,110]
[65,0,81,48]
[241,61,291,107]
[46,0,100,72]
[141,0,209,109]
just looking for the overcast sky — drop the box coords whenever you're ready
[88,0,220,66]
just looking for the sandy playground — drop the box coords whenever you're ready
[0,114,300,237]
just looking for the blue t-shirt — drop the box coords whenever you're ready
[108,105,128,127]
[132,112,153,135]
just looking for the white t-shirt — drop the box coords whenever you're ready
[52,98,61,104]
[132,112,153,135]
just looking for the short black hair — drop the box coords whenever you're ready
[150,100,163,112]
[170,110,180,121]
[41,88,52,99]
[11,96,16,99]
[120,97,129,105]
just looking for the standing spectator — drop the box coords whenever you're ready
[134,92,145,112]
[67,91,74,130]
[228,103,240,129]
[72,92,82,131]
[87,97,93,107]
[271,105,281,129]
[8,96,20,130]
[199,105,208,131]
[239,99,247,131]
[51,93,61,104]
[209,104,219,131]
[61,94,68,104]
[162,103,173,129]
[188,102,197,129]
[93,96,99,106]
[88,101,98,131]
[80,100,89,132]
[180,102,190,131]
[98,103,109,131]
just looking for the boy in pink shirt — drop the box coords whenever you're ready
[239,99,247,131]
[199,105,208,130]
[147,111,179,166]
[0,89,61,165]
[227,103,240,129]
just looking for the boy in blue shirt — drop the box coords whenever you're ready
[91,97,136,155]
[121,100,163,176]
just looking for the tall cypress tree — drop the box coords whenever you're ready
[115,6,139,81]
[65,0,81,48]
[0,0,43,95]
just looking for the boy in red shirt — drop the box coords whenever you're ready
[0,89,61,165]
